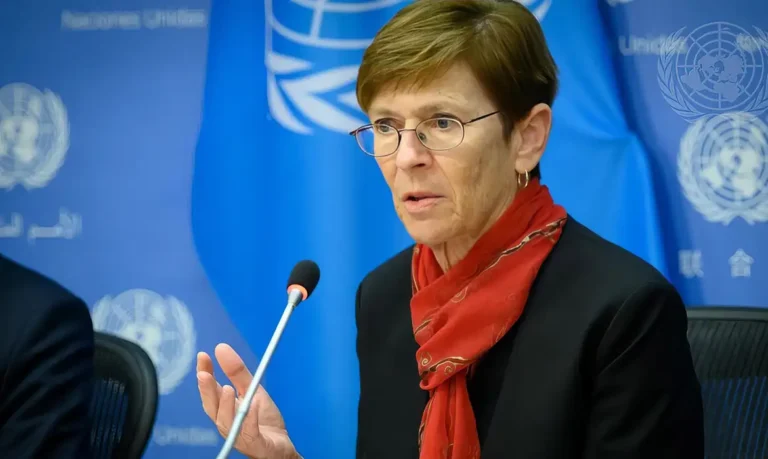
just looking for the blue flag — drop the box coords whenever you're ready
[192,1,412,457]
[533,0,668,274]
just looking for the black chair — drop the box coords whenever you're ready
[687,307,768,458]
[89,331,159,459]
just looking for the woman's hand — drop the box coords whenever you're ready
[197,343,300,459]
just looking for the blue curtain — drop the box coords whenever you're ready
[191,1,412,457]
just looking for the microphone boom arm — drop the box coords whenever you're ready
[215,288,304,459]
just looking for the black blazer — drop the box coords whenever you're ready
[0,254,95,458]
[355,218,704,458]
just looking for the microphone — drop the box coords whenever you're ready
[215,260,320,459]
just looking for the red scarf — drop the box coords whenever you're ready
[411,178,567,459]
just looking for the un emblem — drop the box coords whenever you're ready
[678,112,768,225]
[265,0,408,135]
[658,22,768,121]
[0,83,69,190]
[92,289,197,395]
[265,0,550,135]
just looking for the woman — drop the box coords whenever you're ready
[197,1,705,458]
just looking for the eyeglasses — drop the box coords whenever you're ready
[349,110,501,157]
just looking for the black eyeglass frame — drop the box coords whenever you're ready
[348,110,501,157]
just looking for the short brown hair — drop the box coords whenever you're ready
[356,0,558,178]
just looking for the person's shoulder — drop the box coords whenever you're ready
[550,217,671,290]
[358,244,413,292]
[0,255,95,458]
[535,218,689,359]
[535,217,683,321]
[0,254,91,334]
[355,244,414,320]
[0,253,81,305]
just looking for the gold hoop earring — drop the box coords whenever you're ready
[517,170,530,189]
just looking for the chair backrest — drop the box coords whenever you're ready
[686,307,768,458]
[89,332,159,459]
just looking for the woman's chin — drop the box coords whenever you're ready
[403,220,454,248]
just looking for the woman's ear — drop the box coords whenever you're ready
[514,103,552,174]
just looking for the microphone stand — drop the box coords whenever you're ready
[215,289,304,459]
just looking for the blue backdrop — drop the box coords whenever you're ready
[1,0,766,458]
[0,1,255,458]
[602,0,768,306]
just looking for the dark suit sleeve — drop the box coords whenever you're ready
[0,298,95,458]
[355,280,368,459]
[584,282,705,458]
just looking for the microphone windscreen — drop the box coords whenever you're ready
[286,260,321,299]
